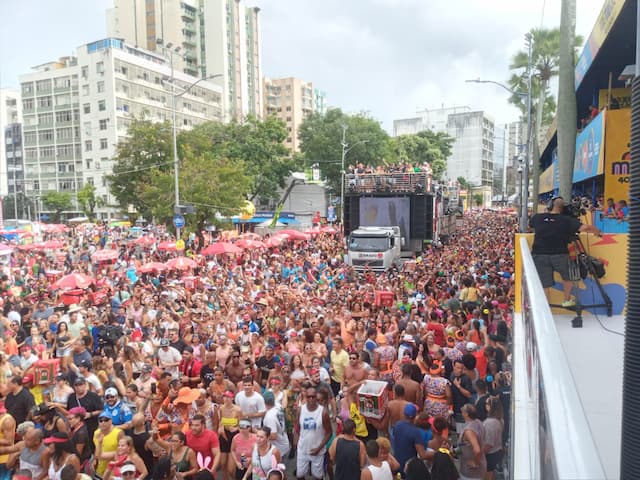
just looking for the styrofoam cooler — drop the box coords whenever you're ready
[61,289,84,305]
[375,290,394,307]
[183,276,199,289]
[357,380,389,419]
[34,359,61,385]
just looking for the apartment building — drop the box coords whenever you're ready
[19,38,223,219]
[107,0,262,120]
[0,89,22,197]
[263,77,314,152]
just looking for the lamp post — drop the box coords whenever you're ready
[340,125,368,229]
[157,39,222,239]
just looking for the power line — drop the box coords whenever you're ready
[109,160,174,176]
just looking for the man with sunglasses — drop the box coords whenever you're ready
[296,386,331,480]
[103,387,133,431]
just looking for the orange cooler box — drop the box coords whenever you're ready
[34,359,61,385]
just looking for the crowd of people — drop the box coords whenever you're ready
[0,209,516,480]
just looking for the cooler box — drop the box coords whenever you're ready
[183,276,199,289]
[357,380,388,419]
[34,359,60,385]
[61,289,84,305]
[90,290,108,306]
[375,290,394,307]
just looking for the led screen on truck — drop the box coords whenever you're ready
[359,197,410,241]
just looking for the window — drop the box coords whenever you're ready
[100,138,108,149]
[286,116,291,122]
[85,140,92,152]
[97,81,105,93]
[98,100,106,111]
[82,84,90,96]
[81,66,88,79]
[22,83,34,96]
[57,127,74,141]
[83,103,90,114]
[286,106,291,111]
[83,122,92,135]
[40,146,55,158]
[95,160,101,170]
[23,132,37,144]
[36,80,50,93]
[86,159,92,169]
[55,110,73,123]
[23,99,34,110]
[37,96,52,108]
[39,113,54,125]
[87,177,94,186]
[99,119,108,130]
[96,61,104,74]
[38,130,54,142]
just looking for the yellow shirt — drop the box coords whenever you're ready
[30,385,44,405]
[330,350,349,383]
[350,403,368,438]
[0,414,11,464]
[94,427,122,476]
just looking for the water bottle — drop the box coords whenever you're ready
[240,454,246,469]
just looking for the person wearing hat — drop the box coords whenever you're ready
[529,195,602,307]
[5,375,34,426]
[230,419,256,480]
[45,431,82,479]
[93,412,124,478]
[103,387,133,431]
[134,363,156,400]
[68,407,92,466]
[157,338,182,378]
[261,390,290,458]
[64,376,104,441]
[77,359,103,396]
[390,404,430,472]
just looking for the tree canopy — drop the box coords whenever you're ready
[41,191,72,222]
[386,130,453,180]
[76,184,103,221]
[298,109,389,193]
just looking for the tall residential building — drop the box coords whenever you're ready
[263,77,314,152]
[4,124,25,199]
[0,89,22,197]
[19,38,223,219]
[393,106,471,137]
[106,0,262,120]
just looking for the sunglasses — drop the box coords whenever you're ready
[105,395,116,399]
[239,425,250,429]
[98,418,111,423]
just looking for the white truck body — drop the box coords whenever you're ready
[346,226,403,271]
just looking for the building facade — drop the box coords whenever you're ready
[4,124,25,201]
[263,77,314,152]
[0,89,22,197]
[107,0,262,120]
[19,38,223,219]
[393,106,472,137]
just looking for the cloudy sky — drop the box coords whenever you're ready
[1,0,604,131]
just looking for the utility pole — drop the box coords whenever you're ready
[520,33,533,233]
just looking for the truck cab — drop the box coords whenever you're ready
[346,226,403,271]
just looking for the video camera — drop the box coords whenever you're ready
[562,198,587,218]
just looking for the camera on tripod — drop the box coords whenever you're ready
[562,198,587,218]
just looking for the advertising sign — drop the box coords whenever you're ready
[573,110,605,183]
[598,87,631,110]
[604,108,631,203]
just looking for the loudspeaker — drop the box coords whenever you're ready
[410,195,432,239]
[344,196,360,237]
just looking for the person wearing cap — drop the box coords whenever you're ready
[133,363,155,400]
[390,404,431,472]
[93,412,124,478]
[5,375,34,426]
[68,407,91,466]
[77,359,103,396]
[64,377,104,441]
[157,339,181,378]
[45,431,81,479]
[230,419,256,480]
[295,386,331,480]
[261,391,290,459]
[529,195,602,307]
[103,387,133,431]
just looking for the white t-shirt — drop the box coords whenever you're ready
[263,406,290,457]
[157,346,182,376]
[235,391,266,429]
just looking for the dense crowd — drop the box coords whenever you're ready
[0,210,516,480]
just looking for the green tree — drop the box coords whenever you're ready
[386,130,453,179]
[108,118,173,220]
[508,27,582,204]
[557,0,578,200]
[457,177,471,189]
[76,184,104,221]
[186,116,298,206]
[473,193,484,207]
[298,109,389,193]
[41,191,72,222]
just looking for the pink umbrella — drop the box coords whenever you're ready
[201,242,243,256]
[236,239,267,250]
[165,257,198,270]
[303,229,322,236]
[54,273,94,290]
[265,235,287,248]
[139,262,167,273]
[134,236,155,247]
[277,229,311,241]
[0,244,14,254]
[91,249,119,263]
[157,241,177,251]
[320,226,338,234]
[36,240,64,250]
[239,232,261,240]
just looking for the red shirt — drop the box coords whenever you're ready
[179,359,202,386]
[474,349,488,378]
[185,428,219,460]
[426,322,445,347]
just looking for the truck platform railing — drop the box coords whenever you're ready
[345,172,432,194]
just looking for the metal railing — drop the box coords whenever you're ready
[345,172,432,194]
[512,236,606,479]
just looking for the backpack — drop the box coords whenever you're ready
[466,287,478,303]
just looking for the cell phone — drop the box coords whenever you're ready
[151,383,157,394]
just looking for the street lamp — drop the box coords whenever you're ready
[340,125,368,228]
[157,39,222,239]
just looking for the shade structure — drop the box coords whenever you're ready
[276,229,310,241]
[201,242,243,256]
[91,249,119,263]
[54,273,94,290]
[165,256,198,270]
[134,236,155,247]
[36,240,64,250]
[157,241,177,251]
[236,239,267,250]
[139,262,167,273]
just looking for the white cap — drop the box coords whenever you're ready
[120,463,136,474]
[105,387,118,397]
[8,311,20,324]
[466,342,478,351]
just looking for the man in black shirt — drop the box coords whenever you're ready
[66,377,104,441]
[255,344,277,387]
[168,328,186,353]
[529,196,601,307]
[4,376,34,426]
[449,360,473,435]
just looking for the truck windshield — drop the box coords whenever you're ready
[349,236,390,252]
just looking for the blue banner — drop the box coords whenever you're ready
[573,111,604,183]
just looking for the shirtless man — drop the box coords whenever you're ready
[382,384,410,443]
[344,352,368,385]
[396,363,423,407]
[224,349,245,385]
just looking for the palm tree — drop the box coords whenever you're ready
[557,0,577,199]
[508,27,582,205]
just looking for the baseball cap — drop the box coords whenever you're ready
[262,391,275,404]
[160,339,170,347]
[223,390,235,398]
[141,364,153,373]
[120,463,136,474]
[68,407,87,417]
[239,419,251,429]
[404,403,418,418]
[466,342,478,352]
[22,374,34,384]
[105,387,118,398]
[98,411,111,420]
[79,359,92,369]
[74,377,87,386]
